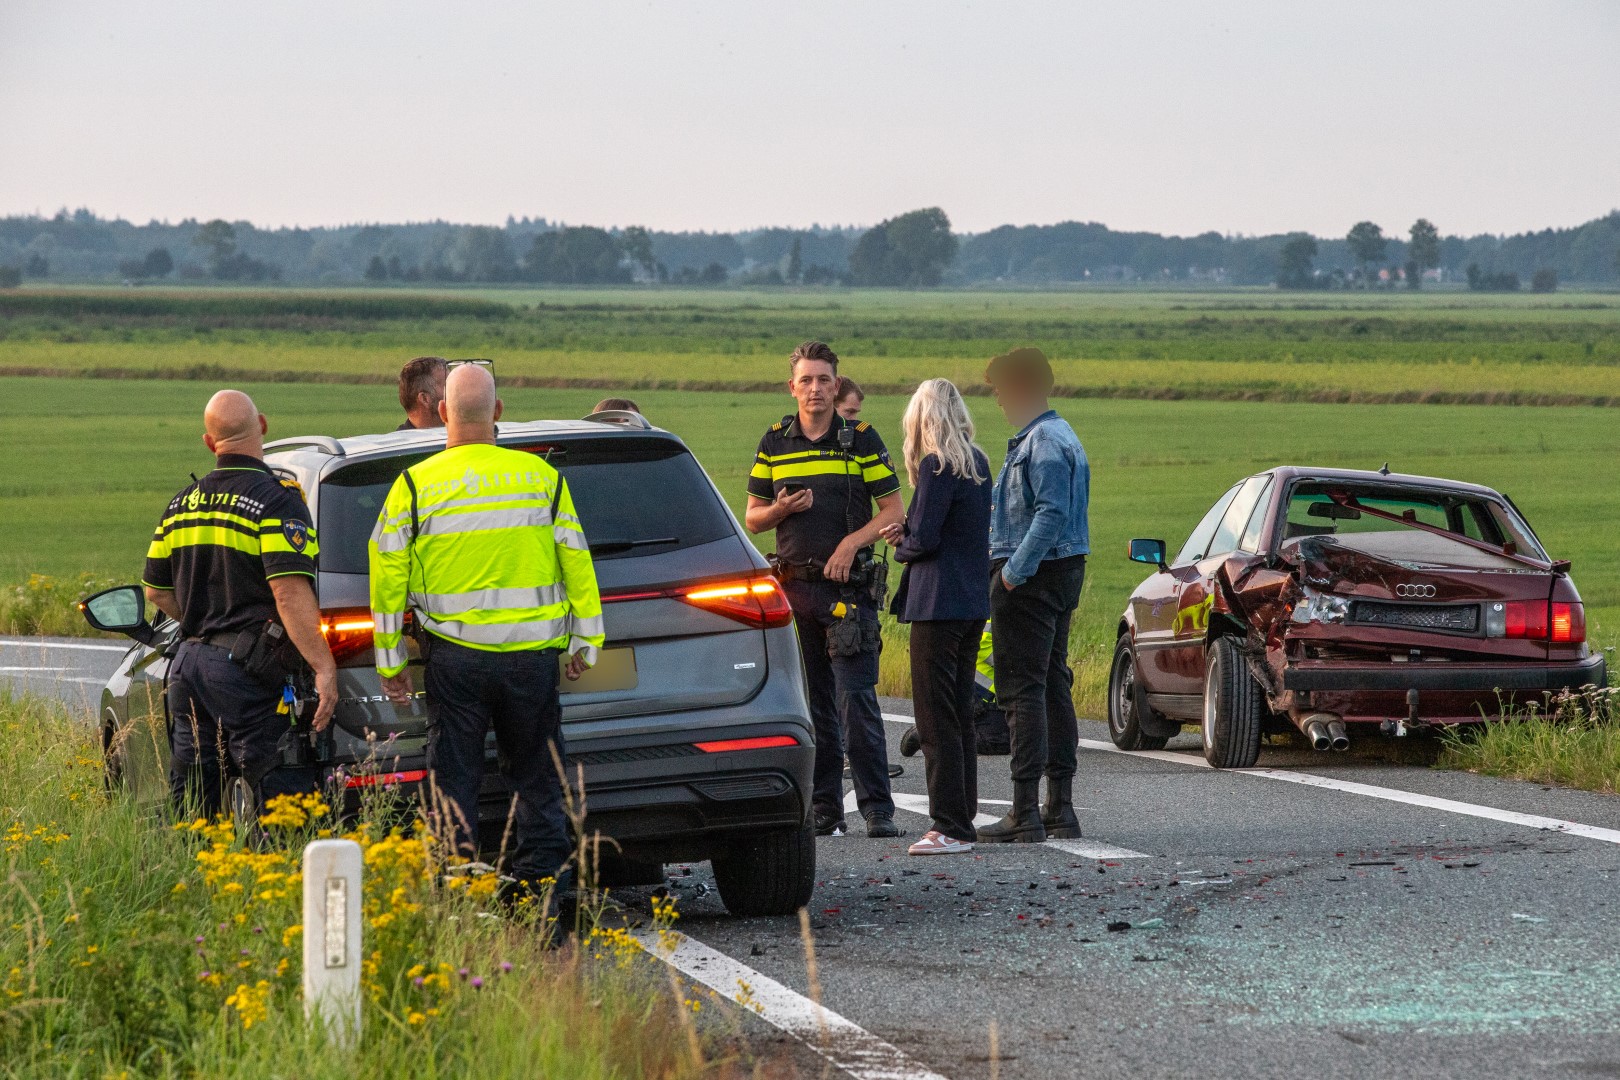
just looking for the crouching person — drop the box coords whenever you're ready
[369,363,604,905]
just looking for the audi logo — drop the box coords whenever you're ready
[1396,583,1437,598]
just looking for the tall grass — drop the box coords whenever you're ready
[0,692,773,1078]
[1439,686,1620,793]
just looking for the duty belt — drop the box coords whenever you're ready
[186,631,242,650]
[773,562,826,583]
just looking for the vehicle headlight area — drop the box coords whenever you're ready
[1290,586,1351,626]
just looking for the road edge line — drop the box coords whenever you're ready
[631,928,953,1080]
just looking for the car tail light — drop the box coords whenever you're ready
[1551,602,1585,644]
[679,576,795,630]
[319,609,376,665]
[343,769,426,789]
[693,735,800,753]
[1484,600,1582,642]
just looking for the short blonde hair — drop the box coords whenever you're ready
[902,379,985,488]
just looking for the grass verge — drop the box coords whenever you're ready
[0,692,772,1078]
[1439,687,1620,793]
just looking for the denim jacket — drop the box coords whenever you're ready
[988,410,1090,586]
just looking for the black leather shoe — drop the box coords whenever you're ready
[899,725,921,757]
[814,809,847,837]
[865,812,903,839]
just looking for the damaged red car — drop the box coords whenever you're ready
[1109,466,1606,767]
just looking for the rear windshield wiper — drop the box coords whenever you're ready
[589,537,679,555]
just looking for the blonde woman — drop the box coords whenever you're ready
[879,379,992,855]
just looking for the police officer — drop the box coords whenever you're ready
[745,341,905,838]
[142,390,338,818]
[370,363,603,900]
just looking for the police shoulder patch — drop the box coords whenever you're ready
[281,519,310,553]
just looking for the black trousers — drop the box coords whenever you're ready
[167,640,286,818]
[784,579,893,823]
[909,619,984,842]
[989,555,1086,786]
[424,638,572,885]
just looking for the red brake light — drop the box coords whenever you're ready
[1502,601,1549,640]
[1550,602,1585,644]
[694,735,800,753]
[319,608,376,666]
[344,769,427,789]
[679,576,795,629]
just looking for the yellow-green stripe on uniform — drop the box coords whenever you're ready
[141,456,319,638]
[367,443,604,678]
[746,412,900,567]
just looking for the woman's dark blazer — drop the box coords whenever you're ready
[889,450,993,623]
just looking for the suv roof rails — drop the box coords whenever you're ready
[265,436,347,457]
[583,409,653,430]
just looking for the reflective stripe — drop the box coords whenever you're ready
[418,506,550,537]
[569,637,602,667]
[375,643,408,676]
[373,612,405,634]
[159,525,260,555]
[372,525,410,554]
[420,615,569,646]
[769,459,864,481]
[419,491,555,515]
[414,584,566,616]
[555,528,589,552]
[567,611,606,641]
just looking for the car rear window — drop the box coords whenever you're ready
[317,437,735,574]
[1283,483,1544,558]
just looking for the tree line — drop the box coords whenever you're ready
[2,205,1617,288]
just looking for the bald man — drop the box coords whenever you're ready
[370,364,603,909]
[143,390,337,819]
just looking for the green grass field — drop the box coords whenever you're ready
[4,370,1615,714]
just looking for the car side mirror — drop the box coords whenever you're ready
[1128,538,1168,572]
[79,585,158,646]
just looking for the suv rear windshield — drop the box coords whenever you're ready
[316,437,735,574]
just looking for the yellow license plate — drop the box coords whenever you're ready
[562,647,637,693]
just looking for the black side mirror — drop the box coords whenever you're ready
[79,585,158,646]
[1128,538,1169,572]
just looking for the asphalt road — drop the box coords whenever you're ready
[10,637,1620,1079]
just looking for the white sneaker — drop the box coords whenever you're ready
[908,830,973,856]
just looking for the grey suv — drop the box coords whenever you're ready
[81,415,817,917]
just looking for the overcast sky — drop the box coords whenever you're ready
[2,1,1616,237]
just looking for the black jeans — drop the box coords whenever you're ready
[424,638,572,885]
[167,640,286,818]
[989,554,1086,786]
[784,579,893,823]
[909,619,984,842]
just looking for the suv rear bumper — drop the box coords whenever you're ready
[322,716,814,864]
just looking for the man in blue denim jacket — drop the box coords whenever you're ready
[979,347,1090,843]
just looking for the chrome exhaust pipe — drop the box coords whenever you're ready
[1303,715,1333,751]
[1327,718,1349,752]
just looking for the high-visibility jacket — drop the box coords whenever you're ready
[368,443,604,678]
[975,628,995,697]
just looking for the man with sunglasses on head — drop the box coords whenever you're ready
[396,356,449,431]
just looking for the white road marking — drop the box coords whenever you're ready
[0,666,71,672]
[1076,737,1620,849]
[0,639,128,653]
[632,928,952,1080]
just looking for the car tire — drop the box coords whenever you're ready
[1107,636,1170,751]
[711,822,816,917]
[1202,636,1264,769]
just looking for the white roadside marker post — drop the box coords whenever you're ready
[302,839,363,1048]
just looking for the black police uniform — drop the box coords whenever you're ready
[142,453,319,817]
[748,413,900,830]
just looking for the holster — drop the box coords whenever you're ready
[229,619,310,691]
